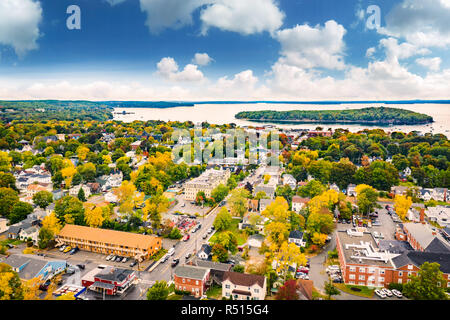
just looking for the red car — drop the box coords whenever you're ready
[183,234,190,241]
[297,267,309,274]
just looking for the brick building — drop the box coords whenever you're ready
[173,265,210,297]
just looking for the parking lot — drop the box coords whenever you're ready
[166,193,210,217]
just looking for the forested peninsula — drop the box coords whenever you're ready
[235,107,434,125]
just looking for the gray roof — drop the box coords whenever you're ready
[289,230,304,239]
[174,265,209,280]
[96,267,133,282]
[425,237,450,253]
[259,199,274,208]
[378,240,413,254]
[392,251,450,274]
[403,223,449,251]
[2,255,48,280]
[193,258,232,272]
[199,244,212,255]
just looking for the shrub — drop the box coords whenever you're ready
[388,283,404,292]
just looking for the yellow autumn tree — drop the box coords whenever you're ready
[22,277,41,300]
[61,158,76,188]
[84,204,105,228]
[311,232,328,247]
[394,195,413,221]
[41,213,62,235]
[308,189,340,215]
[0,151,12,172]
[102,154,112,165]
[273,241,307,280]
[76,145,90,162]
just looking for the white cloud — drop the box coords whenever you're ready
[379,38,430,62]
[366,47,376,58]
[157,57,205,82]
[0,0,43,57]
[416,57,442,71]
[200,0,284,35]
[274,20,347,70]
[138,0,211,34]
[193,53,213,66]
[380,0,450,47]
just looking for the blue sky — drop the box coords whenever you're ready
[0,0,449,100]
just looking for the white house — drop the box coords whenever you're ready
[426,206,450,227]
[288,230,306,247]
[197,244,212,260]
[291,196,309,212]
[282,174,297,190]
[222,271,266,300]
[104,191,118,203]
[69,185,91,198]
[347,184,357,197]
[18,226,40,245]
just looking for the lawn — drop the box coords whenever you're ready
[205,284,222,299]
[167,294,182,300]
[335,284,374,299]
[209,218,248,246]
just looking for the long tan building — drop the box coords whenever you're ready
[184,168,231,201]
[56,224,162,261]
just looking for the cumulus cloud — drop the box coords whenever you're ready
[193,53,213,66]
[0,0,43,57]
[138,0,211,34]
[157,57,205,82]
[380,0,450,47]
[200,0,284,35]
[379,38,430,62]
[416,57,442,71]
[274,20,347,70]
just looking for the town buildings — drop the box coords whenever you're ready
[81,265,136,296]
[56,224,162,260]
[222,271,266,300]
[184,168,231,201]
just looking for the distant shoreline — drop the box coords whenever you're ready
[235,107,434,126]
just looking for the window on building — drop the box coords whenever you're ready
[407,265,413,270]
[182,278,185,283]
[254,289,259,293]
[225,284,230,289]
[349,274,355,280]
[398,271,403,277]
[359,275,365,280]
[359,268,365,273]
[196,280,199,285]
[398,279,402,284]
[380,270,385,275]
[349,267,356,272]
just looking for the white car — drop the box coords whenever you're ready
[375,289,387,299]
[381,288,393,297]
[106,254,112,261]
[59,245,67,252]
[391,289,403,298]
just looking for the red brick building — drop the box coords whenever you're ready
[336,230,450,289]
[173,265,210,297]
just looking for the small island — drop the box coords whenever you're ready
[235,107,434,125]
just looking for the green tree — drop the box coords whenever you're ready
[211,231,238,254]
[77,187,86,202]
[168,227,182,240]
[9,202,33,224]
[54,196,85,225]
[403,262,448,300]
[228,188,249,218]
[211,184,229,204]
[324,280,341,300]
[0,172,17,190]
[211,243,229,263]
[147,280,169,300]
[0,187,19,218]
[213,207,233,231]
[32,191,53,209]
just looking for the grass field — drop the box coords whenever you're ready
[335,284,374,299]
[209,218,248,246]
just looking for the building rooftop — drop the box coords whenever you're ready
[403,222,450,252]
[222,271,265,288]
[392,251,450,274]
[336,230,396,268]
[57,224,160,251]
[174,265,209,280]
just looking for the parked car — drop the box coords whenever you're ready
[171,258,180,267]
[297,267,309,274]
[372,220,382,226]
[160,255,168,263]
[63,246,72,253]
[76,264,85,270]
[115,256,123,262]
[66,266,76,274]
[168,248,175,256]
[39,279,52,291]
[375,289,387,299]
[130,260,137,267]
[189,215,197,219]
[208,228,213,234]
[391,289,403,298]
[59,245,67,252]
[110,255,116,261]
[202,233,208,239]
[7,244,15,249]
[122,257,128,263]
[183,234,190,241]
[381,288,393,297]
[69,247,79,255]
[185,252,192,260]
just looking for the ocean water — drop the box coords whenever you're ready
[113,103,450,137]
